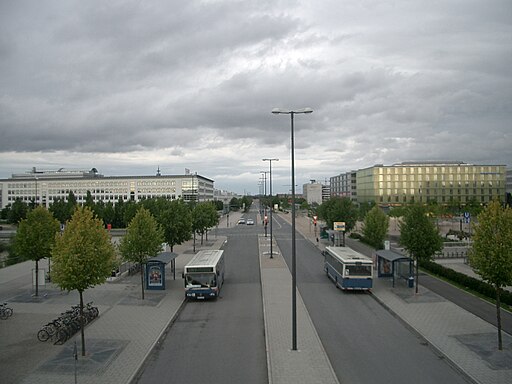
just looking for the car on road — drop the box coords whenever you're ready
[246,219,254,225]
[237,218,246,225]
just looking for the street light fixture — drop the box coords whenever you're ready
[260,171,269,236]
[272,107,313,351]
[263,158,279,258]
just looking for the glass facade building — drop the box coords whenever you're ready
[356,162,506,206]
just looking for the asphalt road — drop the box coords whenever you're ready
[134,219,267,384]
[272,215,471,384]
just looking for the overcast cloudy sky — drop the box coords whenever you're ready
[1,0,511,195]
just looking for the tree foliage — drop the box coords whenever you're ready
[362,206,389,249]
[49,197,71,224]
[192,202,219,244]
[158,200,192,252]
[399,204,443,293]
[13,206,60,296]
[469,200,512,350]
[317,197,358,232]
[119,207,164,300]
[51,206,116,356]
[7,199,28,224]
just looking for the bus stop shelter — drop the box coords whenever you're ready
[376,249,414,288]
[145,251,178,290]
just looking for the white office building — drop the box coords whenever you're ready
[303,181,324,205]
[0,167,215,209]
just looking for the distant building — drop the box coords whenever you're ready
[214,189,241,212]
[0,167,215,209]
[330,171,357,202]
[322,184,331,202]
[303,181,323,205]
[356,161,506,206]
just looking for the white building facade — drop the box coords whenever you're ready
[303,182,323,205]
[0,168,215,209]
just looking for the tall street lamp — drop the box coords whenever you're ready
[272,107,313,351]
[260,171,269,236]
[263,158,279,258]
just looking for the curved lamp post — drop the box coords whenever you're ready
[263,158,279,258]
[272,107,313,351]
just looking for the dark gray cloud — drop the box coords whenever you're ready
[1,0,510,194]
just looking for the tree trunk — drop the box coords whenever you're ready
[140,266,145,300]
[415,256,419,294]
[496,287,502,350]
[79,291,86,356]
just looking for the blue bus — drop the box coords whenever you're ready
[324,246,373,290]
[183,250,225,300]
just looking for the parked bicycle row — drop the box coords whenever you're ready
[0,302,13,320]
[37,302,99,345]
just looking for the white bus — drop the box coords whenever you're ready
[183,250,225,299]
[324,246,373,290]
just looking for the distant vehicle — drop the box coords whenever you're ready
[324,246,373,290]
[183,250,225,300]
[246,219,254,225]
[237,218,246,225]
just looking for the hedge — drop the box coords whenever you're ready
[419,260,512,306]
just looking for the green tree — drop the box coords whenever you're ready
[159,200,192,252]
[49,197,71,224]
[388,206,406,218]
[123,200,139,228]
[102,202,115,227]
[317,197,358,232]
[240,196,253,212]
[66,191,78,217]
[8,199,28,224]
[358,201,376,221]
[465,197,483,217]
[113,197,126,228]
[13,207,60,296]
[119,207,164,300]
[229,197,240,211]
[469,200,512,350]
[192,202,219,245]
[52,206,116,356]
[84,190,95,209]
[213,200,223,211]
[362,206,390,249]
[399,204,443,293]
[141,197,170,218]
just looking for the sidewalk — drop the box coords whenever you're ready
[279,212,512,384]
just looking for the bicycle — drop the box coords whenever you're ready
[0,302,13,320]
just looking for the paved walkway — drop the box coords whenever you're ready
[280,212,512,384]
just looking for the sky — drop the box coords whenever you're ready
[1,0,511,195]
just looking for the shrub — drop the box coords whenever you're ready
[419,260,512,306]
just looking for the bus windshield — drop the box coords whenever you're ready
[185,273,217,288]
[345,265,372,276]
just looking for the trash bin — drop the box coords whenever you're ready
[408,276,414,288]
